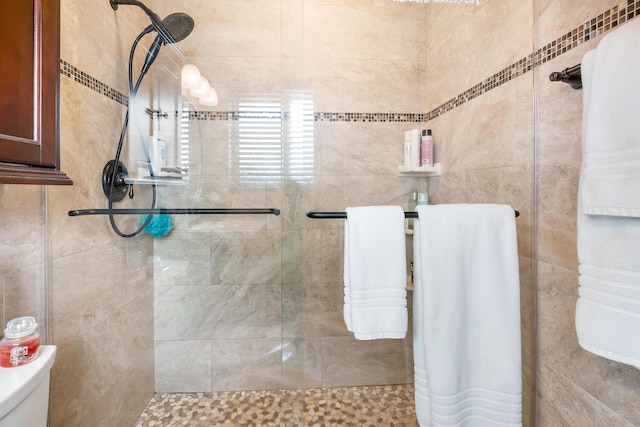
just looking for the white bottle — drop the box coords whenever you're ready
[150,134,167,176]
[410,129,421,169]
[403,131,412,168]
[420,129,433,167]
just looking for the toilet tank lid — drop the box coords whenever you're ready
[0,345,56,420]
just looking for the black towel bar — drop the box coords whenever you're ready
[549,64,582,89]
[306,210,519,219]
[69,208,281,217]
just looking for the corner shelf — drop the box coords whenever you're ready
[124,175,188,186]
[398,163,442,177]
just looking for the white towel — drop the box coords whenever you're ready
[580,17,640,218]
[577,203,640,368]
[576,17,640,368]
[344,206,408,340]
[413,204,521,427]
[577,193,640,368]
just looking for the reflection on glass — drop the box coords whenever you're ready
[231,91,314,185]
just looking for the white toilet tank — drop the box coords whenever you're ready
[0,345,56,427]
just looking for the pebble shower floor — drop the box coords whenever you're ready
[135,384,417,426]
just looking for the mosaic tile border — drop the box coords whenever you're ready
[60,0,640,123]
[60,59,128,106]
[176,111,430,123]
[538,0,640,64]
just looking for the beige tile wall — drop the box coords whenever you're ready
[0,185,46,334]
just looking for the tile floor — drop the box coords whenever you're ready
[135,384,417,426]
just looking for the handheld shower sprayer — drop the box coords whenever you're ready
[110,0,195,75]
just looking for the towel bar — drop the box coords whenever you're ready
[306,210,520,219]
[69,208,281,216]
[549,64,582,89]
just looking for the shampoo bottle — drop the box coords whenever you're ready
[420,129,433,167]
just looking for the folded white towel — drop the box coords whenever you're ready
[580,18,640,217]
[413,204,521,427]
[344,206,408,340]
[576,211,640,368]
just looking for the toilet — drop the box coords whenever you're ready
[0,345,56,426]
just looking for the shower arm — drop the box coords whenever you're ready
[110,0,154,15]
[109,0,165,36]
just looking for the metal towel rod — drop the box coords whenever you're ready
[69,208,281,217]
[549,64,582,89]
[306,210,520,219]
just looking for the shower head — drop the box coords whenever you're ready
[110,0,195,74]
[159,13,195,44]
[140,12,194,74]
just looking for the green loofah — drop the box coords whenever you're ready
[141,207,173,237]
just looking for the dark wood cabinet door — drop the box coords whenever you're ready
[0,0,72,185]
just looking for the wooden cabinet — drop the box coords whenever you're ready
[0,0,72,185]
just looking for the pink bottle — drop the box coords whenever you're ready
[420,129,433,167]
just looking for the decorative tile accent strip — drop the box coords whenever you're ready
[314,112,429,122]
[536,1,640,66]
[59,59,128,106]
[61,0,640,123]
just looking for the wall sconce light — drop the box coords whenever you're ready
[199,88,219,106]
[181,64,218,107]
[181,64,201,90]
[190,77,210,98]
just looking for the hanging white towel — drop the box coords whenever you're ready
[577,201,640,368]
[579,17,640,218]
[344,206,408,340]
[413,204,521,427]
[576,17,640,369]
